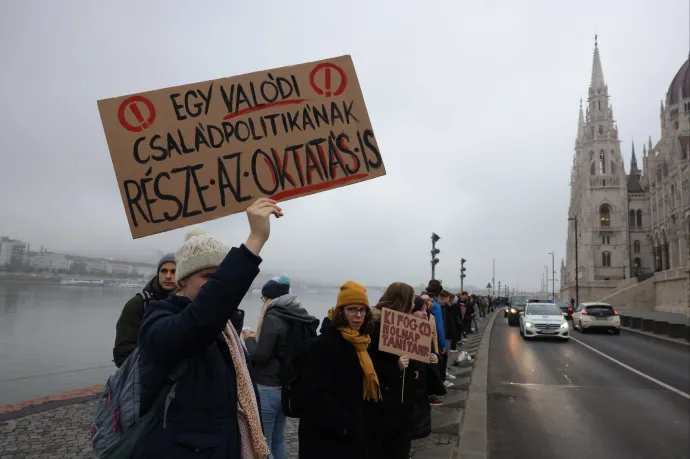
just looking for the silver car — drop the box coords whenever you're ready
[519,302,570,341]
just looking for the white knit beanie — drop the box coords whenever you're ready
[175,227,230,287]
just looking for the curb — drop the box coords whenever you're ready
[455,310,498,459]
[0,394,99,422]
[621,326,690,347]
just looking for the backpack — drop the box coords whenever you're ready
[280,318,318,418]
[137,291,154,311]
[91,348,187,459]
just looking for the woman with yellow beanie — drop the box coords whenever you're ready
[298,280,381,459]
[367,282,417,459]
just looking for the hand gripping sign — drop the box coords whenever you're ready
[97,55,386,239]
[379,308,433,364]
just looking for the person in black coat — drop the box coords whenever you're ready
[133,198,283,459]
[299,280,381,459]
[113,253,176,367]
[408,298,446,441]
[367,282,417,459]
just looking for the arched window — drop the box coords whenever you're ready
[599,204,611,226]
[629,210,635,227]
[599,151,606,174]
[610,160,616,175]
[636,209,642,227]
[602,251,612,267]
[633,257,641,268]
[590,162,596,175]
[599,125,603,134]
[598,100,601,110]
[633,240,641,253]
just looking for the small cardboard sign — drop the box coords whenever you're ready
[97,55,385,238]
[379,308,433,363]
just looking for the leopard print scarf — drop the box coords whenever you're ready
[222,323,270,459]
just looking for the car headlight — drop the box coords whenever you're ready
[510,308,517,313]
[524,321,533,328]
[560,322,569,329]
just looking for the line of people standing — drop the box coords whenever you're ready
[110,198,478,459]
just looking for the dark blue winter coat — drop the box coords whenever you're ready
[132,244,262,459]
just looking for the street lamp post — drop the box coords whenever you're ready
[549,252,555,301]
[568,217,579,307]
[544,266,549,298]
[431,233,440,280]
[460,258,467,291]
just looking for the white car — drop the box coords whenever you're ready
[572,302,620,334]
[519,302,570,341]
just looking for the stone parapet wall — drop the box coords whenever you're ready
[654,268,690,316]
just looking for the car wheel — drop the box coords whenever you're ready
[613,328,620,335]
[578,321,584,332]
[519,326,524,336]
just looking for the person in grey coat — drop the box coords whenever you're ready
[243,275,319,459]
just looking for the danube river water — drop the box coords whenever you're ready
[0,282,384,406]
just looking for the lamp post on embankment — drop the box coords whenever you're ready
[431,233,440,280]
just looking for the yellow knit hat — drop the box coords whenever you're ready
[336,280,370,308]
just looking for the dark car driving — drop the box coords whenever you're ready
[556,301,574,320]
[507,296,537,326]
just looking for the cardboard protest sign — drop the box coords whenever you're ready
[97,55,385,239]
[379,308,433,364]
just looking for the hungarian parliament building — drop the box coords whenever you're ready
[560,37,689,316]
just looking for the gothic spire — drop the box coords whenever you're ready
[648,135,653,152]
[630,142,639,175]
[576,98,585,141]
[590,35,606,90]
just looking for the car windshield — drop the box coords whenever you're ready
[525,304,562,316]
[511,295,529,306]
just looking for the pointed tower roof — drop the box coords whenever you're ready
[643,143,647,157]
[590,35,606,90]
[627,141,644,193]
[648,136,653,152]
[631,142,638,173]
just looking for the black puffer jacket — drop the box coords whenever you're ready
[245,294,319,387]
[113,276,171,367]
[298,321,369,459]
[367,319,415,434]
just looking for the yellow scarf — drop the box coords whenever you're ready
[336,326,382,402]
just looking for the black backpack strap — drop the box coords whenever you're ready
[161,359,188,429]
[137,290,154,311]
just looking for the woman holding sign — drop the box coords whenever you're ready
[298,281,381,459]
[367,282,417,459]
[133,198,282,459]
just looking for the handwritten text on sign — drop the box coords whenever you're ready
[97,55,385,239]
[379,308,433,364]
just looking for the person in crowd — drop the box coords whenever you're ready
[243,274,319,459]
[460,292,474,335]
[299,281,380,459]
[408,297,446,450]
[113,252,176,368]
[368,282,417,459]
[421,293,444,406]
[470,295,480,332]
[442,290,460,351]
[133,198,283,459]
[426,281,452,390]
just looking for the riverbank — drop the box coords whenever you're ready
[0,315,491,459]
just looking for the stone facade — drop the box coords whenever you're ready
[561,38,690,317]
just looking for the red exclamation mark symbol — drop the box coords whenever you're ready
[324,67,332,97]
[129,102,148,129]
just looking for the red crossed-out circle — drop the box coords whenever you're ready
[309,63,348,97]
[117,96,156,132]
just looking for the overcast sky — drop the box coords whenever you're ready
[0,0,687,290]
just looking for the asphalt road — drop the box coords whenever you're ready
[487,317,690,459]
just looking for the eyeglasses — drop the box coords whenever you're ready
[345,307,369,317]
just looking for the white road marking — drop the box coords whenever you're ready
[570,336,690,400]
